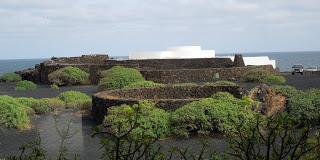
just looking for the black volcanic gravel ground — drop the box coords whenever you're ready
[1,74,319,99]
[0,83,98,98]
[0,75,320,158]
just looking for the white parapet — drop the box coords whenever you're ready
[129,46,215,59]
[222,56,276,69]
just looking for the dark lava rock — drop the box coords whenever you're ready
[249,84,286,116]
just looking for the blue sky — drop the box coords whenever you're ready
[0,0,319,59]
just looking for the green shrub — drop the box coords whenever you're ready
[171,92,256,136]
[288,89,320,124]
[15,80,37,91]
[0,72,22,82]
[50,84,59,89]
[15,97,38,114]
[0,96,30,129]
[211,80,238,86]
[104,101,170,139]
[273,85,300,98]
[123,81,164,89]
[242,69,270,82]
[172,83,198,87]
[98,66,145,90]
[36,98,65,113]
[48,66,89,86]
[262,75,286,85]
[58,91,91,109]
[205,81,238,86]
[242,69,286,85]
[16,97,65,114]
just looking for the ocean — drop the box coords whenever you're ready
[0,51,319,75]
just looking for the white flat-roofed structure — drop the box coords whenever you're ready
[222,56,276,69]
[129,46,215,59]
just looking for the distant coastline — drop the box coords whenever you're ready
[0,51,319,75]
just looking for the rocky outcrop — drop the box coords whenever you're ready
[249,84,286,116]
[15,66,39,83]
[233,54,245,67]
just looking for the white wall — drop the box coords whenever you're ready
[129,46,215,59]
[222,56,276,68]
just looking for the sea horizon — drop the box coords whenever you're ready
[1,50,320,75]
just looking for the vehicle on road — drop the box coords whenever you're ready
[292,64,304,75]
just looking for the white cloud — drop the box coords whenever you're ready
[0,0,319,58]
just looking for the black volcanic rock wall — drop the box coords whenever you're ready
[92,85,243,122]
[140,65,275,84]
[18,54,276,85]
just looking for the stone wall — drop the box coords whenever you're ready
[18,54,277,85]
[34,57,235,84]
[48,54,109,65]
[141,65,275,84]
[129,58,233,70]
[92,85,243,122]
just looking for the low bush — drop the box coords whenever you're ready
[171,92,256,136]
[58,91,91,109]
[0,72,22,82]
[104,101,170,139]
[273,85,300,98]
[98,66,145,90]
[0,96,30,129]
[208,80,238,86]
[288,89,320,124]
[172,83,198,87]
[262,75,286,85]
[15,97,38,114]
[50,84,59,89]
[48,66,89,86]
[242,69,286,85]
[15,80,37,91]
[123,81,164,89]
[16,97,65,114]
[36,98,65,113]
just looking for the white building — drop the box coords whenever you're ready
[222,56,276,69]
[129,45,276,68]
[129,46,215,59]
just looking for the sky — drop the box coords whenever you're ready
[0,0,319,59]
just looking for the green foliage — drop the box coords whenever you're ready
[104,101,170,139]
[228,113,320,160]
[172,83,198,87]
[36,98,65,114]
[0,72,22,82]
[273,85,300,98]
[242,69,286,85]
[58,91,91,109]
[48,66,89,86]
[16,97,66,114]
[98,66,145,90]
[50,84,60,89]
[288,89,320,124]
[243,69,270,82]
[123,81,164,89]
[262,75,286,85]
[211,80,238,86]
[171,92,256,136]
[0,96,30,129]
[15,80,37,91]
